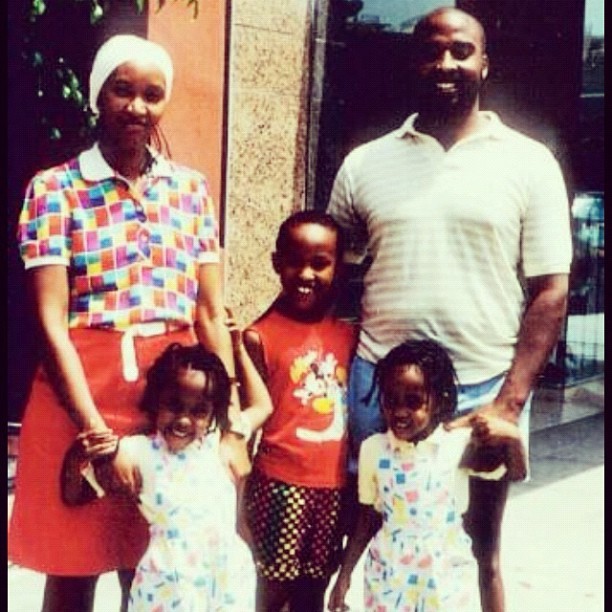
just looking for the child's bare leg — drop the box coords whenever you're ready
[464,477,510,612]
[42,575,98,612]
[256,576,292,612]
[117,569,135,612]
[288,576,328,612]
[339,474,360,541]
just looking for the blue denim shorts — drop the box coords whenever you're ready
[347,355,531,476]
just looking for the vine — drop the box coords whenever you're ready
[23,0,200,144]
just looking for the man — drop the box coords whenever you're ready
[327,7,572,612]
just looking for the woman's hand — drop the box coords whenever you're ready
[76,428,119,463]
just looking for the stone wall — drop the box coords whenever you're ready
[224,0,313,326]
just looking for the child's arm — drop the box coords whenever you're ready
[238,329,273,430]
[235,475,254,549]
[459,414,528,481]
[60,428,118,506]
[229,318,273,437]
[328,504,381,611]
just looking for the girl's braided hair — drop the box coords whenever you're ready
[140,343,231,433]
[372,339,458,427]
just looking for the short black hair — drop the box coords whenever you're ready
[373,339,458,427]
[275,210,345,259]
[140,343,231,433]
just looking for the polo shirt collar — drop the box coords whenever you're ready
[387,424,446,453]
[396,110,506,142]
[78,143,173,181]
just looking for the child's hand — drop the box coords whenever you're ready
[75,428,119,463]
[469,413,521,447]
[463,414,527,481]
[327,575,351,611]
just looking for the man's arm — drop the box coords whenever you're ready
[488,273,569,423]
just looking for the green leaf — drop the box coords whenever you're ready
[135,0,145,13]
[31,0,46,17]
[32,51,43,67]
[90,2,104,23]
[62,84,71,99]
[50,127,62,140]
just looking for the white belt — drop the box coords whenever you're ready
[120,322,187,382]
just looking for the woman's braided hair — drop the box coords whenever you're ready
[372,339,458,427]
[139,343,231,433]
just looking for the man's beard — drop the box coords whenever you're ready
[416,76,482,120]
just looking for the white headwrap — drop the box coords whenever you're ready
[89,34,174,114]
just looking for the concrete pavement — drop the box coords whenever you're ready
[8,378,604,611]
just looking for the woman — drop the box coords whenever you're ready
[8,34,246,612]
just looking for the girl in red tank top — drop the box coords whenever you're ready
[243,211,357,612]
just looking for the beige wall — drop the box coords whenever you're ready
[224,0,313,326]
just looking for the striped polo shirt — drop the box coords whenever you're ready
[328,111,572,383]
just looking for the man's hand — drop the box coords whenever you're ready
[445,397,519,432]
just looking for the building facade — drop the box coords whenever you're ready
[7,0,603,422]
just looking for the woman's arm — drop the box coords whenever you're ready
[195,266,252,477]
[28,265,105,431]
[195,263,240,421]
[327,504,381,611]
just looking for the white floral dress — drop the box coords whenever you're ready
[121,431,256,611]
[359,427,484,611]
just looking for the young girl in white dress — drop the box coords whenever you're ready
[327,339,526,612]
[63,336,272,611]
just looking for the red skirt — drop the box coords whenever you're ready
[8,326,196,575]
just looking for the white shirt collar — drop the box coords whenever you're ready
[78,143,173,182]
[386,424,447,452]
[395,110,505,143]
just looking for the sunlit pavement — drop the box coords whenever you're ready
[8,379,603,612]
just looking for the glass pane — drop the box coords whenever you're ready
[346,0,453,33]
[582,0,604,95]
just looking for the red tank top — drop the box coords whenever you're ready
[248,308,356,488]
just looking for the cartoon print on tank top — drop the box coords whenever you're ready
[290,350,348,442]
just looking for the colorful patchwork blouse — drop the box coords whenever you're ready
[18,144,220,329]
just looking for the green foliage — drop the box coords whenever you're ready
[23,0,200,144]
